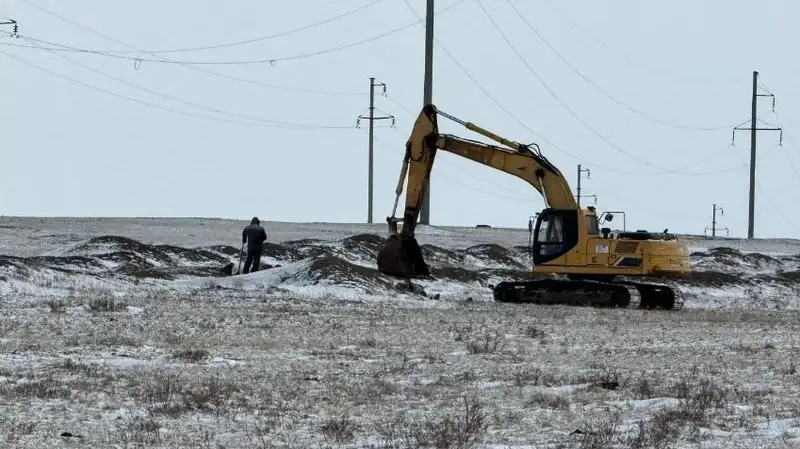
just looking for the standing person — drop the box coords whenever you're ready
[241,217,267,274]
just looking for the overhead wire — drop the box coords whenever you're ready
[0,46,352,129]
[392,86,755,176]
[1,27,417,65]
[12,35,351,129]
[501,0,738,132]
[7,0,469,65]
[473,0,733,174]
[756,180,799,230]
[15,0,394,54]
[536,0,744,86]
[398,0,746,177]
[767,108,800,179]
[2,0,467,97]
[0,31,366,97]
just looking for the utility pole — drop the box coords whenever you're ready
[704,203,728,238]
[732,71,782,239]
[576,164,591,207]
[419,0,435,225]
[357,77,395,224]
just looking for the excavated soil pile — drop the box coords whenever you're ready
[0,235,234,281]
[3,234,800,301]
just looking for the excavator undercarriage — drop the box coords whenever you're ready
[376,104,690,311]
[492,277,684,311]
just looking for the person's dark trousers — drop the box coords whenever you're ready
[243,246,262,274]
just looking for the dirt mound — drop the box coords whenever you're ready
[0,234,244,283]
[5,230,800,306]
[308,255,391,291]
[698,247,781,271]
[342,233,387,251]
[156,245,230,265]
[420,244,464,267]
[203,245,241,257]
[464,243,528,269]
[683,271,750,287]
[260,242,302,261]
[282,239,331,259]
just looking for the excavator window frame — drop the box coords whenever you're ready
[533,208,579,265]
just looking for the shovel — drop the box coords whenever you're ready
[237,242,245,275]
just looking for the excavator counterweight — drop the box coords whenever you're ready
[377,104,691,310]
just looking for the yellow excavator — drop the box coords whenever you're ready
[376,104,692,310]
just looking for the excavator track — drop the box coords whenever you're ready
[492,277,683,310]
[615,279,685,311]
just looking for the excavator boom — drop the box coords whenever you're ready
[378,104,578,278]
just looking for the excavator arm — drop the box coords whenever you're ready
[377,104,577,278]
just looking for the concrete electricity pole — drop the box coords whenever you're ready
[357,77,395,224]
[576,164,591,207]
[732,71,782,239]
[704,203,728,237]
[419,0,435,225]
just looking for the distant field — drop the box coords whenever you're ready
[2,217,800,448]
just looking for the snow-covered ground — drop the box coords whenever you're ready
[2,217,800,448]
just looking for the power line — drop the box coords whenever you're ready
[473,0,732,174]
[756,180,798,230]
[768,108,800,179]
[6,0,468,65]
[17,36,352,129]
[16,0,393,54]
[0,47,353,129]
[381,22,756,179]
[2,0,466,98]
[537,0,744,86]
[399,0,634,175]
[389,83,740,177]
[0,29,366,97]
[501,0,737,132]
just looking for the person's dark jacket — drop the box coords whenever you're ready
[242,217,267,251]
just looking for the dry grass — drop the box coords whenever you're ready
[172,348,210,362]
[87,295,128,312]
[2,292,800,448]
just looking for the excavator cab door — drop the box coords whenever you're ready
[532,208,579,266]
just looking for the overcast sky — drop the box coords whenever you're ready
[1,0,798,238]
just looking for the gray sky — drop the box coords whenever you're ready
[1,0,798,238]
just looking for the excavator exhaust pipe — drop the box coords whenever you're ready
[377,234,430,278]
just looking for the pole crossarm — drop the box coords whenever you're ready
[0,18,18,37]
[732,125,783,145]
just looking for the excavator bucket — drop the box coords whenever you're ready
[377,234,430,278]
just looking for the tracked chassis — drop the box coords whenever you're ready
[492,277,684,310]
